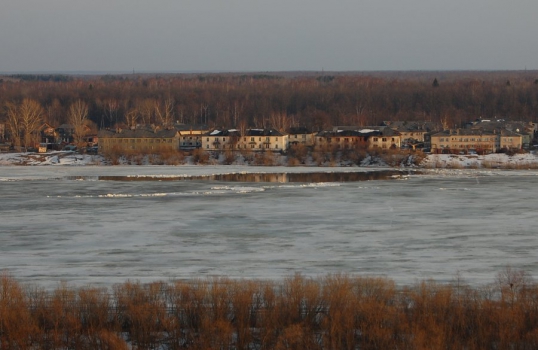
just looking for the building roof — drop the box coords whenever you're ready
[383,121,440,132]
[288,127,313,135]
[57,124,74,130]
[316,129,378,138]
[98,128,178,139]
[467,120,536,135]
[332,125,401,136]
[173,124,209,132]
[246,129,285,137]
[204,129,241,137]
[431,129,522,137]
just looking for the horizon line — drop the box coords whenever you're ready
[2,69,538,76]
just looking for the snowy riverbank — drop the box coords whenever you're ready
[1,150,538,168]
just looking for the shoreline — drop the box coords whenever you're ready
[2,150,538,169]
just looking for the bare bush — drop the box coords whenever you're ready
[4,270,538,349]
[191,149,210,164]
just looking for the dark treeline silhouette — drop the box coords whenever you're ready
[1,71,538,132]
[1,269,538,349]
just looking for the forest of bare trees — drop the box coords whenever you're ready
[2,269,538,349]
[1,71,538,140]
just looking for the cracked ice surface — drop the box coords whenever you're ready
[1,165,537,289]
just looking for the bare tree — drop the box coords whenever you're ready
[68,100,89,146]
[137,98,155,125]
[103,99,119,127]
[124,108,139,129]
[5,99,44,151]
[237,120,248,137]
[45,98,63,126]
[154,97,174,128]
[5,103,22,151]
[270,112,290,132]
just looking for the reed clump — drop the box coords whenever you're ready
[3,270,538,349]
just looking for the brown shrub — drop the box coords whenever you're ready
[0,273,38,349]
[378,149,409,167]
[4,269,538,349]
[159,149,185,165]
[192,148,210,164]
[222,150,236,165]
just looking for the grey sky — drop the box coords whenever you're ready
[1,0,537,72]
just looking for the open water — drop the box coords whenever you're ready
[1,166,537,288]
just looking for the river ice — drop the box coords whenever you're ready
[1,165,537,288]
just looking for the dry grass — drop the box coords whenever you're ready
[3,270,538,349]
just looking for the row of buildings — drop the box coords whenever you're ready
[96,119,537,155]
[2,119,535,155]
[97,125,407,154]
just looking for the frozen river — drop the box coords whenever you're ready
[1,165,537,288]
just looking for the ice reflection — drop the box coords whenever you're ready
[68,169,416,183]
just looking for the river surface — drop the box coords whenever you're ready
[1,165,537,288]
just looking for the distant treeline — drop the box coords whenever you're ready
[1,71,538,131]
[2,269,538,349]
[7,74,73,82]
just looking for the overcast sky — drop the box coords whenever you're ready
[1,0,537,72]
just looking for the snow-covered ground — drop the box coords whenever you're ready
[422,152,538,169]
[0,151,106,166]
[2,150,538,168]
